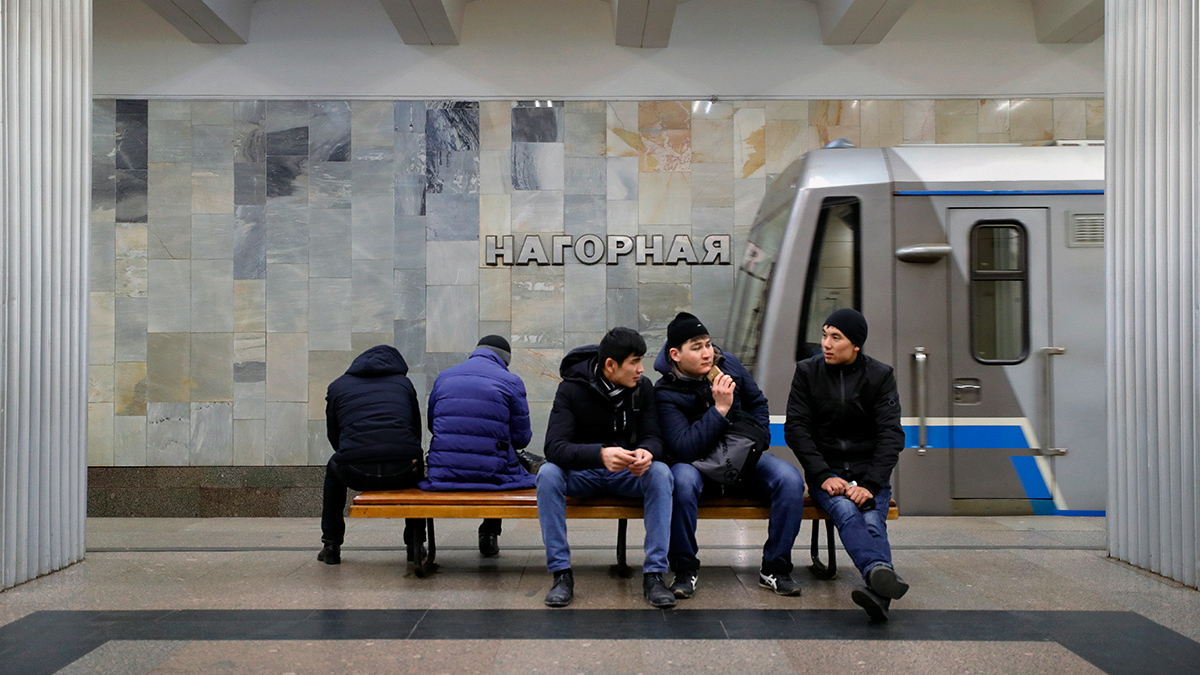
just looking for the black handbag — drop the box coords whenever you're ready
[690,408,770,484]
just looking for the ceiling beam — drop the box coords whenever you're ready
[379,0,467,45]
[816,0,915,45]
[140,0,252,44]
[610,0,679,48]
[1032,0,1104,44]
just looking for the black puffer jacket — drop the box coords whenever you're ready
[325,345,423,467]
[543,345,663,470]
[783,353,904,496]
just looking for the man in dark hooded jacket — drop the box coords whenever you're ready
[536,327,675,608]
[784,308,909,622]
[421,335,536,557]
[321,345,425,566]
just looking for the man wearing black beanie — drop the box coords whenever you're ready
[783,308,910,622]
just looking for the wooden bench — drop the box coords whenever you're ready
[350,488,898,579]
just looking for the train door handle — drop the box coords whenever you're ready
[913,347,928,455]
[1040,347,1067,456]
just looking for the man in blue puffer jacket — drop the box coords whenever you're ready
[420,335,536,557]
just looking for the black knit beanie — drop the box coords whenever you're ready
[667,312,709,350]
[824,308,868,348]
[478,335,512,365]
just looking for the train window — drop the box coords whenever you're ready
[970,222,1028,363]
[796,197,861,360]
[726,202,792,371]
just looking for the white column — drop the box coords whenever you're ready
[1106,0,1200,588]
[0,0,91,589]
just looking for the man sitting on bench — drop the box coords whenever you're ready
[537,327,676,608]
[784,308,910,621]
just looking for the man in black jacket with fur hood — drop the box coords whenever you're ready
[784,308,910,622]
[537,327,675,608]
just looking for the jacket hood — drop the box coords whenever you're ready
[560,345,599,383]
[652,341,726,378]
[346,345,409,377]
[470,347,508,369]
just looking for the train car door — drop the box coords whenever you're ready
[945,208,1056,509]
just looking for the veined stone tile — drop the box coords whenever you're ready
[810,100,861,127]
[114,297,148,362]
[115,112,148,171]
[903,100,936,144]
[233,418,266,465]
[607,157,638,201]
[478,321,511,346]
[352,259,394,333]
[93,158,117,218]
[638,172,692,225]
[427,149,479,196]
[935,99,978,117]
[979,132,1011,143]
[309,420,334,464]
[608,199,639,237]
[733,108,766,179]
[308,350,353,419]
[191,260,234,332]
[310,278,353,351]
[233,124,266,166]
[479,267,511,322]
[427,241,480,285]
[234,206,267,279]
[149,100,191,121]
[565,112,606,157]
[512,106,563,143]
[234,332,266,376]
[766,101,809,122]
[266,156,309,204]
[147,333,190,402]
[480,149,513,195]
[509,348,563,403]
[565,156,606,195]
[265,263,309,333]
[114,362,147,416]
[88,402,114,466]
[393,319,426,373]
[426,193,480,241]
[91,220,116,292]
[192,168,235,214]
[148,215,190,260]
[606,255,637,289]
[234,380,266,420]
[395,132,427,177]
[266,203,309,264]
[511,276,563,350]
[266,125,310,158]
[511,190,563,233]
[564,263,606,333]
[115,229,149,299]
[692,100,733,121]
[90,364,115,402]
[638,282,691,336]
[480,193,511,243]
[147,260,190,332]
[192,124,236,169]
[936,113,979,144]
[426,285,480,352]
[564,194,606,238]
[190,332,233,401]
[766,121,815,174]
[979,99,1011,134]
[395,173,427,217]
[691,163,734,208]
[234,162,267,206]
[479,101,512,150]
[734,178,766,229]
[639,101,690,131]
[267,332,308,402]
[146,401,190,466]
[353,158,395,196]
[512,142,565,191]
[564,332,605,351]
[1010,99,1054,142]
[94,99,117,135]
[149,120,193,163]
[352,194,394,259]
[640,130,691,173]
[690,264,735,343]
[873,99,905,147]
[309,101,352,162]
[817,125,860,149]
[1085,99,1104,139]
[607,102,641,158]
[351,101,394,161]
[394,215,427,268]
[395,101,427,134]
[192,101,233,126]
[148,162,192,218]
[234,280,266,333]
[113,415,147,466]
[427,105,480,155]
[116,169,148,223]
[693,206,735,242]
[607,287,639,331]
[308,162,351,209]
[1053,99,1087,140]
[638,226,692,284]
[191,214,235,259]
[565,101,604,114]
[308,208,352,278]
[191,402,234,465]
[232,100,265,125]
[265,401,308,465]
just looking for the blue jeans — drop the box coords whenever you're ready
[670,454,805,574]
[536,462,673,574]
[807,477,894,582]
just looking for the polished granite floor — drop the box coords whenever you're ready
[1,516,1198,674]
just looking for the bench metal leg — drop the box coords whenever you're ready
[808,518,838,580]
[611,518,633,578]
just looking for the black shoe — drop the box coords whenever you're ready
[643,573,677,608]
[758,570,801,596]
[670,570,698,599]
[545,569,574,607]
[517,450,547,475]
[867,565,909,600]
[479,532,500,558]
[851,588,891,622]
[317,543,340,565]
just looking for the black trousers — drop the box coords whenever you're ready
[322,457,423,546]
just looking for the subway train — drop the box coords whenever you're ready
[726,142,1106,516]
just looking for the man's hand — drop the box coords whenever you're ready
[846,484,874,506]
[628,448,653,476]
[601,446,635,473]
[712,373,736,416]
[821,476,850,496]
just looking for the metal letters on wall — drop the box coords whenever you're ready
[485,234,732,266]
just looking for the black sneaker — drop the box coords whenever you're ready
[478,532,500,558]
[643,573,677,608]
[851,588,891,622]
[758,570,801,596]
[517,450,547,475]
[670,570,698,599]
[544,569,574,607]
[867,565,909,600]
[317,543,340,565]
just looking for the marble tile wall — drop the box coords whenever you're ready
[90,97,1104,467]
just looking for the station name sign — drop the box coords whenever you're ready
[485,234,732,266]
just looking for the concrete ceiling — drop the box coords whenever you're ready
[139,0,1105,47]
